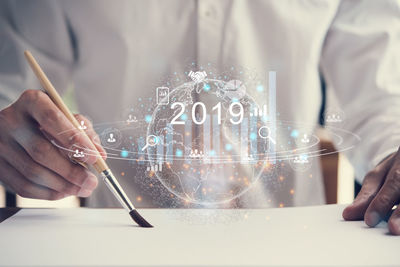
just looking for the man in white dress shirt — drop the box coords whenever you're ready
[0,0,399,234]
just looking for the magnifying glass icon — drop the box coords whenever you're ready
[258,126,276,144]
[141,135,159,151]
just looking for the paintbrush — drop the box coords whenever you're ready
[24,50,153,228]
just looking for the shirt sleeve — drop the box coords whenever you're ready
[320,0,400,182]
[0,0,75,110]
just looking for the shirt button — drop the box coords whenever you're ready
[204,6,217,19]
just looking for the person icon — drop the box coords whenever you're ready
[127,114,137,123]
[107,133,116,143]
[301,134,310,143]
[78,120,87,130]
[73,149,84,158]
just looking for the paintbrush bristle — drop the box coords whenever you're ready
[129,209,153,228]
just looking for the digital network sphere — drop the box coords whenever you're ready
[147,79,271,205]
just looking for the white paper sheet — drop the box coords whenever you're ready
[0,205,398,266]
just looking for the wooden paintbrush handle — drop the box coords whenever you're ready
[24,50,108,173]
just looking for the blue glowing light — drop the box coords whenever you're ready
[290,129,299,138]
[209,150,216,156]
[203,83,211,91]
[256,85,264,92]
[176,149,183,157]
[225,144,233,151]
[300,154,308,160]
[120,150,129,158]
[145,115,152,123]
[250,132,257,140]
[181,113,188,121]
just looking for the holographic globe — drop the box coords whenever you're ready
[146,79,272,205]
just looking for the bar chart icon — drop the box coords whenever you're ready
[250,104,267,118]
[156,87,169,105]
[146,162,163,172]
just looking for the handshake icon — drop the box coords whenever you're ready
[188,70,207,83]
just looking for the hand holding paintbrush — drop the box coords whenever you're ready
[23,51,152,227]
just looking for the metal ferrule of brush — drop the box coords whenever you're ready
[101,169,135,212]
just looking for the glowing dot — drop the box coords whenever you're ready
[256,85,264,92]
[279,203,284,208]
[279,176,285,181]
[145,115,152,123]
[290,129,299,138]
[300,154,308,161]
[121,172,125,176]
[225,144,232,151]
[209,150,216,156]
[250,132,257,140]
[290,189,295,195]
[120,150,129,158]
[181,113,188,121]
[203,83,211,91]
[136,196,142,202]
[176,149,183,157]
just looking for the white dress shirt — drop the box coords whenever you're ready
[0,0,399,208]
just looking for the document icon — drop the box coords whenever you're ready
[156,87,169,105]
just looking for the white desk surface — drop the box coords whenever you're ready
[0,204,398,266]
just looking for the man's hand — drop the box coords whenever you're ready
[0,90,106,200]
[343,150,400,235]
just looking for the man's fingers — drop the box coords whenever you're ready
[13,124,98,191]
[3,139,96,198]
[388,206,400,235]
[343,154,395,221]
[364,166,400,227]
[74,114,107,159]
[0,159,65,201]
[17,90,99,164]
